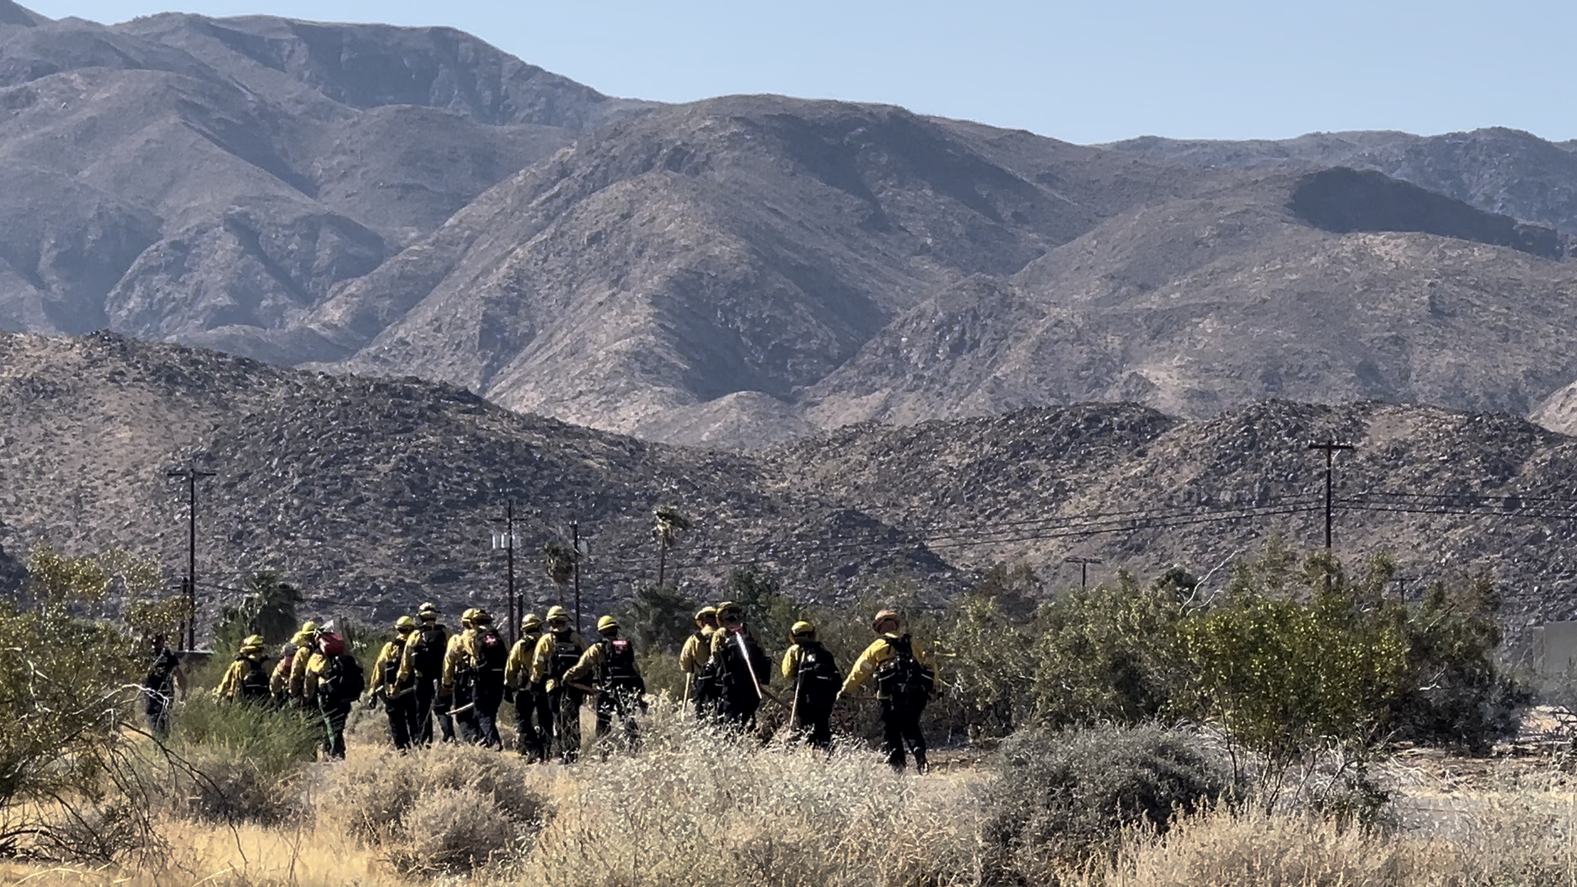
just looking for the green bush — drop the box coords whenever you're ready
[981,723,1232,877]
[153,694,320,824]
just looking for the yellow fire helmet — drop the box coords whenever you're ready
[596,615,619,633]
[695,605,718,622]
[790,621,816,641]
[461,607,481,625]
[300,620,319,634]
[471,609,494,625]
[417,601,440,619]
[522,613,543,632]
[717,601,743,622]
[242,634,266,648]
[872,609,901,634]
[546,605,570,621]
[395,616,417,632]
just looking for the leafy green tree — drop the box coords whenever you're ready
[1391,574,1527,750]
[1177,549,1410,798]
[1027,568,1189,728]
[542,540,578,605]
[726,567,803,646]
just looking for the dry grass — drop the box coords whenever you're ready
[6,718,1577,887]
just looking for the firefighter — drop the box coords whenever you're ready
[781,621,842,751]
[141,633,186,735]
[303,626,364,760]
[287,619,320,705]
[217,634,272,704]
[840,609,935,773]
[531,605,586,763]
[565,615,647,750]
[370,617,421,751]
[679,605,719,717]
[401,602,454,744]
[444,602,485,741]
[708,601,771,733]
[506,613,547,760]
[272,625,315,706]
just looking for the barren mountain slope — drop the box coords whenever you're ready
[802,168,1577,425]
[321,96,1180,441]
[0,7,601,352]
[0,331,946,621]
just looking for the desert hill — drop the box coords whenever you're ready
[2,331,1575,647]
[3,5,1577,446]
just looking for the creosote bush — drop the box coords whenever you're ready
[524,698,978,887]
[982,723,1233,880]
[323,742,547,874]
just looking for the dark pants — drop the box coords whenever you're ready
[718,686,761,734]
[551,688,583,763]
[452,683,480,744]
[880,700,927,772]
[415,678,455,744]
[513,689,548,760]
[794,700,834,752]
[593,686,642,751]
[386,691,419,751]
[472,690,503,749]
[143,688,173,736]
[320,702,352,760]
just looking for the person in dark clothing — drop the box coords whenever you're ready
[505,613,546,760]
[565,615,647,751]
[781,621,842,752]
[445,608,506,749]
[531,606,586,764]
[371,617,421,751]
[141,634,186,736]
[708,601,772,734]
[403,601,454,745]
[840,610,935,774]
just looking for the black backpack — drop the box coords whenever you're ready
[876,634,934,708]
[317,653,364,707]
[794,641,842,705]
[239,656,272,701]
[600,637,640,689]
[473,627,507,680]
[410,623,448,679]
[550,635,582,680]
[692,632,721,702]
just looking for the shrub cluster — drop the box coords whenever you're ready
[981,723,1233,880]
[323,742,547,874]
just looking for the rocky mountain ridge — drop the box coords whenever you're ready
[2,331,1575,650]
[3,4,1577,447]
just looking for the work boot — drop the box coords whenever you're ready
[914,751,929,775]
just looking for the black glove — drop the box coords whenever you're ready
[503,687,516,704]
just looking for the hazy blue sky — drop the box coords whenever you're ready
[22,0,1576,145]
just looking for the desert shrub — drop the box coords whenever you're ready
[323,743,547,874]
[391,787,517,874]
[525,698,976,887]
[981,723,1232,878]
[143,695,319,825]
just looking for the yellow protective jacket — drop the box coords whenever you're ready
[679,627,714,675]
[439,630,470,689]
[780,643,807,681]
[217,648,266,701]
[370,639,408,696]
[505,632,542,690]
[288,632,315,699]
[303,650,365,705]
[841,633,933,698]
[269,656,292,698]
[530,630,586,691]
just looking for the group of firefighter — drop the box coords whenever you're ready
[201,599,937,772]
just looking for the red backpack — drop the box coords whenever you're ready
[317,632,347,657]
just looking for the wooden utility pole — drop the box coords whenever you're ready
[1307,440,1355,589]
[1063,556,1103,590]
[492,500,518,644]
[167,459,216,651]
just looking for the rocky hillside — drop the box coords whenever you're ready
[4,4,1577,447]
[1,331,1575,648]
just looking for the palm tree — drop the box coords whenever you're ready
[542,541,578,605]
[652,505,693,589]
